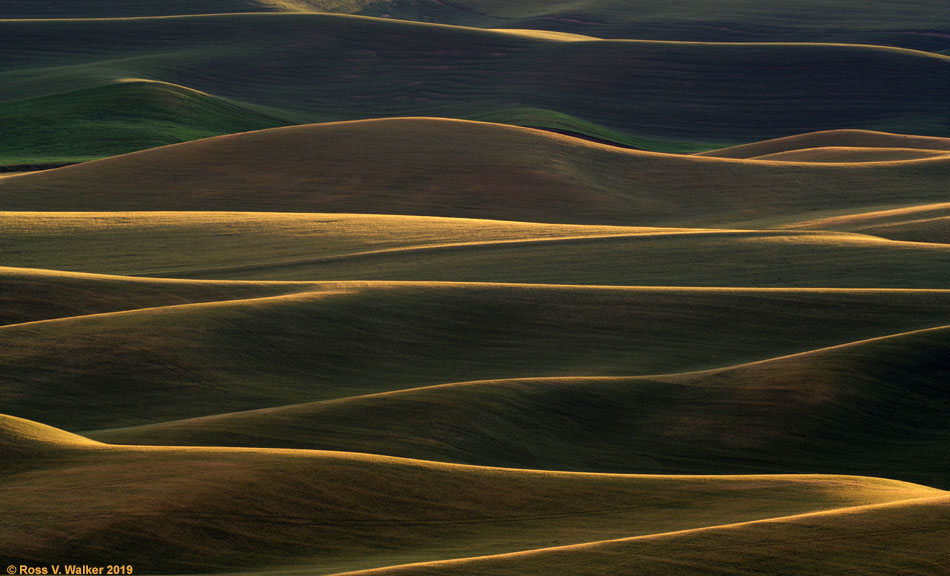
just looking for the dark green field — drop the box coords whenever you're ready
[1,2,948,576]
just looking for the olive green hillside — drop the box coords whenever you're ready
[698,129,950,159]
[3,120,950,233]
[3,213,950,286]
[337,495,950,576]
[0,80,287,166]
[93,325,950,488]
[2,15,949,152]
[0,266,326,326]
[4,283,950,432]
[3,417,939,575]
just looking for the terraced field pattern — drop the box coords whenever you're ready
[2,1,949,575]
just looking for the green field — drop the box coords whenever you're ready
[0,80,286,164]
[2,2,948,575]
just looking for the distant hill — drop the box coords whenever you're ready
[3,119,948,233]
[0,80,286,164]
[2,13,949,161]
[1,1,947,51]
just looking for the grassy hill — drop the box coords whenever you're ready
[2,212,949,286]
[92,324,950,488]
[698,129,950,159]
[362,1,950,51]
[5,3,949,573]
[0,0,271,17]
[783,203,950,245]
[339,495,950,576]
[3,1,947,49]
[0,80,286,165]
[1,13,949,160]
[0,266,323,326]
[744,147,950,163]
[2,413,943,575]
[1,1,948,51]
[3,119,950,234]
[4,282,950,431]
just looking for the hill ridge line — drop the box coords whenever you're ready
[88,322,950,437]
[654,322,950,378]
[6,118,950,181]
[781,201,950,229]
[2,11,949,60]
[0,264,320,284]
[153,228,913,278]
[0,289,347,331]
[20,421,946,484]
[329,494,950,576]
[5,283,950,333]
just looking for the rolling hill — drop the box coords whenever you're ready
[2,1,948,51]
[742,147,950,163]
[337,495,950,576]
[698,129,950,159]
[4,282,950,432]
[782,203,950,245]
[91,324,950,488]
[357,1,950,51]
[4,2,949,574]
[1,13,949,160]
[2,212,949,286]
[0,80,287,165]
[2,414,943,575]
[2,119,950,235]
[0,266,322,326]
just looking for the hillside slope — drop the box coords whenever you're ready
[1,14,948,151]
[2,213,949,286]
[0,80,286,165]
[360,1,950,51]
[93,325,950,488]
[4,283,950,431]
[698,129,950,159]
[783,204,950,245]
[1,414,942,575]
[3,119,949,231]
[337,495,950,576]
[1,2,948,52]
[0,266,322,326]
